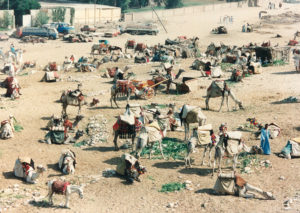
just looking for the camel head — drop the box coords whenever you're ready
[36,165,46,174]
[75,130,84,139]
[238,101,244,110]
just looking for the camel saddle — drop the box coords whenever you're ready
[116,80,135,95]
[52,180,70,195]
[127,40,135,48]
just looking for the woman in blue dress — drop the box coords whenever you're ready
[260,124,271,155]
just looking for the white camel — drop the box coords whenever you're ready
[47,180,84,208]
[179,105,207,141]
[212,138,250,176]
[135,119,168,159]
[205,80,243,112]
[58,149,76,175]
[185,128,218,168]
[0,115,15,139]
[13,157,46,184]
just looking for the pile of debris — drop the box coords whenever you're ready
[261,12,300,25]
[63,33,93,43]
[85,114,109,146]
[21,36,47,43]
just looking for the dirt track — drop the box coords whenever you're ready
[1,2,300,213]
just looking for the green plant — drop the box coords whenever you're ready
[35,11,49,27]
[160,182,186,192]
[0,11,13,29]
[70,7,75,25]
[52,7,66,22]
[165,0,183,9]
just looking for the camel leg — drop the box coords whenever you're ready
[49,191,54,205]
[113,131,119,151]
[201,145,208,166]
[62,104,67,116]
[131,133,135,151]
[110,95,113,108]
[233,155,238,171]
[218,95,225,112]
[205,96,210,110]
[158,139,165,160]
[65,192,70,208]
[226,95,229,112]
[208,146,213,167]
[149,142,153,159]
[114,95,119,108]
[78,104,81,115]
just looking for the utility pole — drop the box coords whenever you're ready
[151,6,167,33]
[7,0,9,10]
[94,0,96,26]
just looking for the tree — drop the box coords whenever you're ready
[35,11,49,27]
[165,0,183,9]
[0,0,40,26]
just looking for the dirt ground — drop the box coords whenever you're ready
[1,2,300,213]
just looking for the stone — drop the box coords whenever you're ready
[279,176,285,180]
[201,203,207,208]
[184,180,192,184]
[167,203,174,208]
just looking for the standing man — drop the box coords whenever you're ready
[261,124,271,155]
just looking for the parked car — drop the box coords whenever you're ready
[81,25,96,32]
[17,27,58,39]
[104,30,120,38]
[0,33,9,41]
[57,23,75,34]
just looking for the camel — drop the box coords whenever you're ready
[110,81,140,108]
[184,128,217,168]
[113,104,141,151]
[179,104,207,141]
[135,119,168,159]
[91,43,110,55]
[205,80,243,112]
[47,180,83,208]
[58,149,76,175]
[13,157,46,184]
[0,115,15,139]
[60,91,87,116]
[212,138,250,176]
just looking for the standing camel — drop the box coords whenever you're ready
[110,82,140,108]
[47,180,83,208]
[135,119,168,159]
[205,80,243,112]
[179,105,207,141]
[60,91,87,116]
[212,139,250,176]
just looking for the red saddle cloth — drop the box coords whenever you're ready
[52,181,70,195]
[127,40,135,48]
[116,80,135,94]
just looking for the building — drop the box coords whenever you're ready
[28,2,121,27]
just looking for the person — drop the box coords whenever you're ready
[116,153,147,183]
[214,172,275,200]
[217,123,229,152]
[204,62,212,76]
[63,115,73,142]
[165,67,174,94]
[210,130,217,146]
[70,83,83,98]
[10,43,16,56]
[260,124,271,155]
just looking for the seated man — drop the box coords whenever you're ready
[116,153,146,184]
[70,83,83,98]
[214,172,275,200]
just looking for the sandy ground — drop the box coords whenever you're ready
[1,2,300,213]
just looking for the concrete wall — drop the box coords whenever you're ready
[124,2,246,22]
[0,10,15,29]
[73,7,121,25]
[30,6,121,27]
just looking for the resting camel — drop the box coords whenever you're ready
[179,104,207,141]
[205,80,243,112]
[0,115,15,139]
[60,91,87,115]
[58,149,76,175]
[13,157,46,184]
[47,180,83,208]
